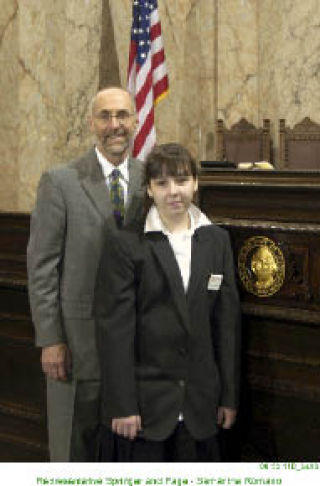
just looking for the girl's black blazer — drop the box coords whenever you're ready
[95,223,241,441]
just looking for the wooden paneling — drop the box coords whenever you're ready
[2,175,320,462]
[0,213,48,461]
[199,170,320,461]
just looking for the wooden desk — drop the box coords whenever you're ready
[199,170,320,460]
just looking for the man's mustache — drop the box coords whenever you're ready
[106,128,128,137]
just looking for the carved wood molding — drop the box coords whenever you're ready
[248,373,320,402]
[0,399,44,423]
[0,432,46,452]
[213,218,320,233]
[0,213,29,289]
[283,116,320,133]
[199,169,320,186]
[247,348,320,368]
[0,277,27,289]
[242,302,320,326]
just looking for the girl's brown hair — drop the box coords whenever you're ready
[144,143,198,186]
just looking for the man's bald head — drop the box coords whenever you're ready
[88,86,137,165]
[90,87,136,117]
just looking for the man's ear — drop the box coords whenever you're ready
[134,113,138,130]
[88,115,94,133]
[194,177,199,193]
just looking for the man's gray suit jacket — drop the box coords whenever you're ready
[27,148,144,380]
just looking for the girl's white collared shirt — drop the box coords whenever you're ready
[144,204,211,292]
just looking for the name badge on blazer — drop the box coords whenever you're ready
[208,273,223,291]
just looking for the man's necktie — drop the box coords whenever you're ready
[109,169,125,228]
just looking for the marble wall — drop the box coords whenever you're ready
[1,0,102,212]
[1,0,320,212]
[259,0,320,160]
[0,0,19,211]
[217,0,259,125]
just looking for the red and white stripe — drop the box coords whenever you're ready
[128,6,169,161]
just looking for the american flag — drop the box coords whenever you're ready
[128,0,169,161]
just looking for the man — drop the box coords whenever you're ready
[27,87,144,461]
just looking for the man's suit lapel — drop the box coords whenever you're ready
[78,148,116,226]
[125,157,144,225]
[147,233,191,332]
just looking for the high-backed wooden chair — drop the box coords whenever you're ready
[279,117,320,170]
[215,118,272,164]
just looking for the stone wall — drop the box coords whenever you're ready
[1,0,319,211]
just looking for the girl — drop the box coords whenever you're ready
[95,143,240,462]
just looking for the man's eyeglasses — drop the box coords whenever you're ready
[94,110,135,124]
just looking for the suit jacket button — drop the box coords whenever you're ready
[178,379,185,387]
